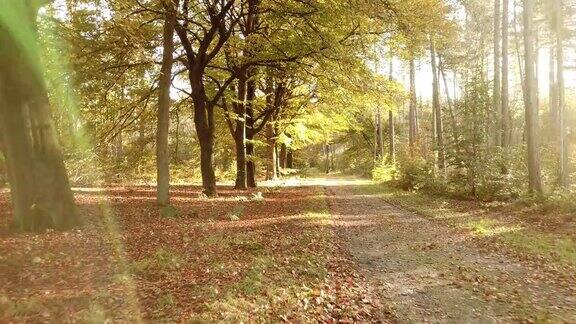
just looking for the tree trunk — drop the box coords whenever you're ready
[375,107,384,161]
[265,121,277,181]
[494,0,502,146]
[535,32,540,110]
[156,2,176,206]
[198,132,217,196]
[114,131,124,160]
[409,58,418,155]
[234,74,248,190]
[190,72,217,196]
[501,0,510,149]
[174,110,180,162]
[514,2,527,107]
[0,8,78,231]
[388,59,396,164]
[556,0,568,187]
[245,75,257,188]
[275,145,281,177]
[264,79,277,181]
[279,144,287,169]
[431,40,446,176]
[286,148,293,169]
[388,110,395,164]
[439,57,458,144]
[522,0,543,195]
[324,143,330,174]
[234,132,247,189]
[331,144,336,171]
[549,47,558,128]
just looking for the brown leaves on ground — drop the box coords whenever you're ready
[0,185,382,322]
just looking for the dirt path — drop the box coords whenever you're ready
[326,185,576,323]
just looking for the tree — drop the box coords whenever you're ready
[174,0,239,196]
[501,0,510,149]
[494,0,502,146]
[555,0,568,187]
[430,39,446,176]
[0,1,78,231]
[388,59,396,164]
[409,58,418,155]
[522,0,543,194]
[156,0,177,206]
[375,107,384,161]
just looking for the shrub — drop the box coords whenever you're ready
[394,155,431,190]
[372,163,397,183]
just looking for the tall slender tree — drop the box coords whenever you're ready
[549,47,558,127]
[494,0,502,146]
[156,1,177,206]
[388,59,396,164]
[523,0,543,194]
[431,40,446,176]
[409,58,418,155]
[375,107,384,160]
[501,0,510,149]
[555,0,568,187]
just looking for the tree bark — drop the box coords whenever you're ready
[279,144,287,169]
[388,59,396,164]
[0,8,78,231]
[265,121,277,181]
[190,71,217,196]
[388,110,395,164]
[494,0,502,146]
[245,75,257,188]
[522,0,543,194]
[431,40,446,176]
[324,143,330,174]
[234,73,248,190]
[156,2,176,206]
[174,110,180,162]
[439,57,458,144]
[286,148,293,169]
[275,145,281,177]
[501,0,510,148]
[409,58,418,155]
[264,80,276,181]
[555,0,568,187]
[549,47,558,128]
[375,107,384,161]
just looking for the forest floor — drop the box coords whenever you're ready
[0,183,383,322]
[0,177,575,322]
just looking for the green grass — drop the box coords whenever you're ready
[160,205,179,219]
[131,248,184,274]
[77,303,108,324]
[0,296,44,318]
[465,218,521,237]
[502,231,576,267]
[231,256,275,295]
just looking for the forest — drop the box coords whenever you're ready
[1,0,576,322]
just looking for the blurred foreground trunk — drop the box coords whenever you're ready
[0,4,78,230]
